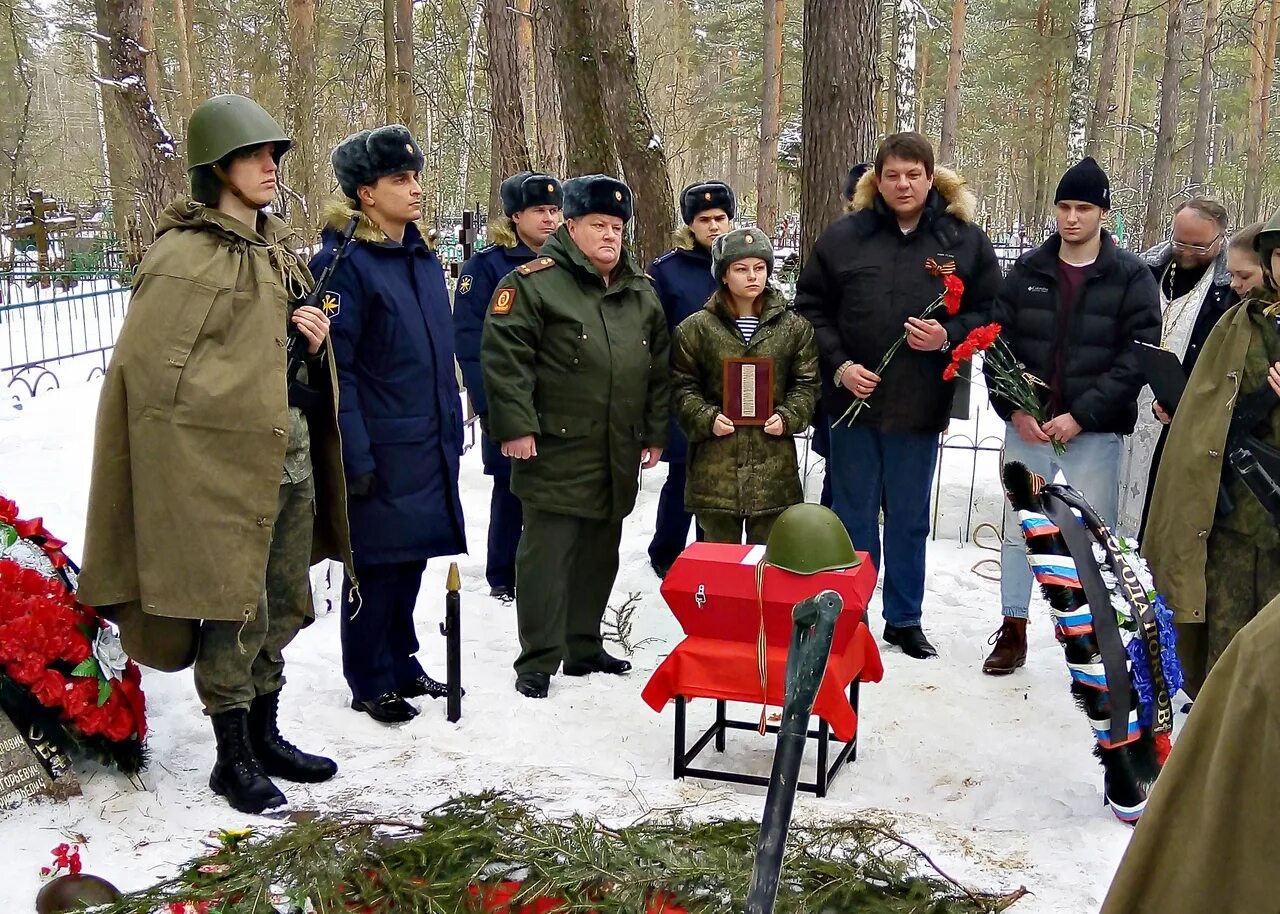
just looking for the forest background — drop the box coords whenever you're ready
[1,0,1276,266]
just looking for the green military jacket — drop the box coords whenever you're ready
[671,287,819,516]
[480,224,670,521]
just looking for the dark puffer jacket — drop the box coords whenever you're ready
[794,167,1003,435]
[986,231,1161,434]
[672,287,819,516]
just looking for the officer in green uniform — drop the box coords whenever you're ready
[480,174,671,699]
[79,95,353,814]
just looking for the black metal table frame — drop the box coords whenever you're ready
[671,680,860,798]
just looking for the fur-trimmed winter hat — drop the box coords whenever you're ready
[562,174,633,222]
[500,172,564,216]
[680,181,736,224]
[1055,157,1111,210]
[331,125,425,200]
[711,226,774,282]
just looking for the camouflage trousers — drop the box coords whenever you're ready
[696,511,779,545]
[1176,525,1280,697]
[194,475,316,715]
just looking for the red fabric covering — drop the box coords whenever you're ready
[642,544,883,743]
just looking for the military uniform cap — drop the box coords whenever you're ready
[562,174,633,222]
[501,172,564,217]
[680,180,737,224]
[331,124,425,199]
[1256,208,1280,266]
[711,226,775,282]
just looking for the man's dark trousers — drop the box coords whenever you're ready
[482,431,522,590]
[829,423,938,628]
[515,506,624,674]
[648,461,701,569]
[341,560,429,701]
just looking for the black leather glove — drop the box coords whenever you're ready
[348,472,376,498]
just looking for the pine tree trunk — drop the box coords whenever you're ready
[457,0,485,209]
[286,0,318,231]
[395,0,415,133]
[729,48,741,193]
[1116,14,1135,182]
[801,0,878,257]
[893,0,917,132]
[383,0,397,122]
[586,0,676,266]
[172,0,194,121]
[95,0,185,241]
[486,0,533,200]
[548,0,616,176]
[1141,0,1185,248]
[1085,0,1128,158]
[1245,0,1269,222]
[140,0,160,98]
[1065,0,1097,162]
[1189,0,1221,189]
[757,0,786,236]
[1262,0,1280,135]
[90,32,136,246]
[915,36,929,134]
[531,0,564,175]
[515,0,537,159]
[937,0,966,164]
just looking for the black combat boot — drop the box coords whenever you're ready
[248,690,338,783]
[209,708,288,814]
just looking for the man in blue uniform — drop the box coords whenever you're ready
[454,172,563,601]
[646,181,735,577]
[312,125,467,723]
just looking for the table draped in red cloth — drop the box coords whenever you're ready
[641,543,884,743]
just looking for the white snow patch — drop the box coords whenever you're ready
[0,382,1143,912]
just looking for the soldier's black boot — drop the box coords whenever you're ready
[248,690,338,784]
[209,708,288,814]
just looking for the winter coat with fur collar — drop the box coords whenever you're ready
[794,167,1002,434]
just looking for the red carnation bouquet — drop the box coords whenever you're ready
[942,322,1065,455]
[835,261,965,426]
[0,495,147,774]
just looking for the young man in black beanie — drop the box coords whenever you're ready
[646,180,735,576]
[982,156,1160,675]
[454,172,563,602]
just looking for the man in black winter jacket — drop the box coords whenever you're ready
[795,132,1002,659]
[981,158,1161,676]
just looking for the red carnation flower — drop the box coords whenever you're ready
[943,274,965,315]
[943,362,959,382]
[30,669,67,707]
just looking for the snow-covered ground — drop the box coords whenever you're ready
[0,381,1141,912]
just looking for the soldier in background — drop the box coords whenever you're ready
[646,181,734,576]
[454,173,563,602]
[481,175,670,699]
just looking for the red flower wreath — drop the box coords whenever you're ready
[0,495,147,772]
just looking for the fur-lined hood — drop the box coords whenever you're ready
[321,195,436,248]
[848,165,977,225]
[672,224,699,251]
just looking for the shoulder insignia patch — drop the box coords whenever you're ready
[492,287,517,315]
[458,275,473,295]
[321,291,341,318]
[516,257,556,276]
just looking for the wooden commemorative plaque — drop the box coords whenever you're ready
[722,357,775,426]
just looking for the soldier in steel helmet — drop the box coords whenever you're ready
[79,94,353,815]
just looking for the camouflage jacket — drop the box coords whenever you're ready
[671,287,819,516]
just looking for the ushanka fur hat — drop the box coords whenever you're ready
[562,174,633,222]
[332,124,425,200]
[711,226,774,282]
[500,172,564,216]
[680,181,736,224]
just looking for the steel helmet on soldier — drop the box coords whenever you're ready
[186,94,293,172]
[763,503,860,575]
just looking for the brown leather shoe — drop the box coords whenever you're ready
[982,618,1027,675]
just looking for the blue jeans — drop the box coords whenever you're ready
[1001,428,1122,619]
[829,424,939,628]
